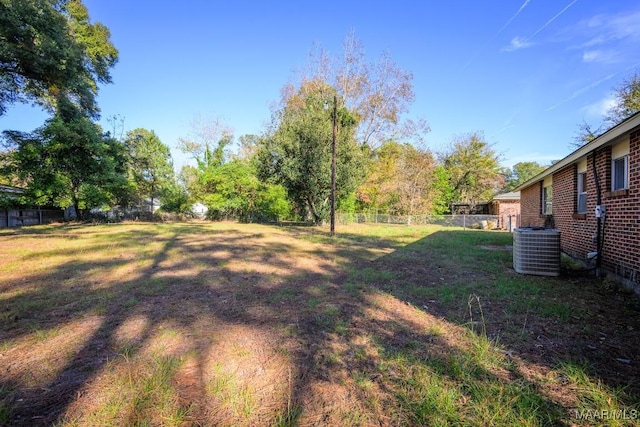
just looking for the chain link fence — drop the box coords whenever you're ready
[336,212,508,229]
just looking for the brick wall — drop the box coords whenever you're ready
[553,141,640,280]
[496,200,520,230]
[497,200,520,217]
[519,127,640,287]
[600,131,640,282]
[552,164,589,258]
[520,182,544,227]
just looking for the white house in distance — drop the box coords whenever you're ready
[192,202,208,219]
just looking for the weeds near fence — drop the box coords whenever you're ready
[336,212,507,229]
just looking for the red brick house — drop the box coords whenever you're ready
[516,112,640,293]
[489,191,520,231]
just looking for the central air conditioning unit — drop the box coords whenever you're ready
[513,227,561,276]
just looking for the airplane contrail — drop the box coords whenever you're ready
[545,72,616,111]
[497,0,531,36]
[461,0,531,71]
[544,62,640,112]
[527,0,578,42]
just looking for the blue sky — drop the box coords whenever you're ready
[2,0,640,172]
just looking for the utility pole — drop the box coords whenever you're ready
[330,94,337,237]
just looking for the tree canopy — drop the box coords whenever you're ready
[574,69,640,148]
[2,100,126,217]
[124,128,174,209]
[503,161,546,192]
[356,141,439,217]
[441,132,504,207]
[606,70,640,125]
[0,18,526,224]
[177,115,233,170]
[257,80,367,224]
[0,0,121,218]
[287,32,419,150]
[0,0,118,117]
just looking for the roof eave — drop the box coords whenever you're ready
[514,112,640,192]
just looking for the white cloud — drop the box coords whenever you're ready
[502,36,533,52]
[580,96,616,118]
[502,0,578,53]
[582,49,620,64]
[575,10,640,48]
[461,0,530,70]
[553,8,640,65]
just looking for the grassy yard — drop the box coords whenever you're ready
[0,222,639,426]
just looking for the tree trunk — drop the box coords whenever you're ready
[71,182,81,221]
[306,197,322,225]
[150,181,155,217]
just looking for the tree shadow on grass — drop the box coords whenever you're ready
[1,224,637,425]
[0,223,360,425]
[348,295,567,425]
[362,229,640,420]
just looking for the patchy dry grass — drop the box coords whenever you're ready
[0,222,639,426]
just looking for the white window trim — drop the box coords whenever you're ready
[543,185,552,215]
[577,172,587,214]
[612,155,629,191]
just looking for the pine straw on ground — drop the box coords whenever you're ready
[0,222,639,426]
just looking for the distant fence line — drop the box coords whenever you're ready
[0,207,517,231]
[1,208,64,228]
[335,213,515,229]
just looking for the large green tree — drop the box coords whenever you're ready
[441,132,504,208]
[257,80,367,224]
[394,143,437,220]
[124,128,174,211]
[0,0,118,117]
[430,165,454,215]
[198,159,290,222]
[2,100,127,217]
[289,32,420,150]
[356,141,401,212]
[1,0,121,217]
[175,118,291,222]
[503,161,545,192]
[356,141,438,217]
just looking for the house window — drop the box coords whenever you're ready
[612,156,628,190]
[543,185,552,215]
[577,172,587,214]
